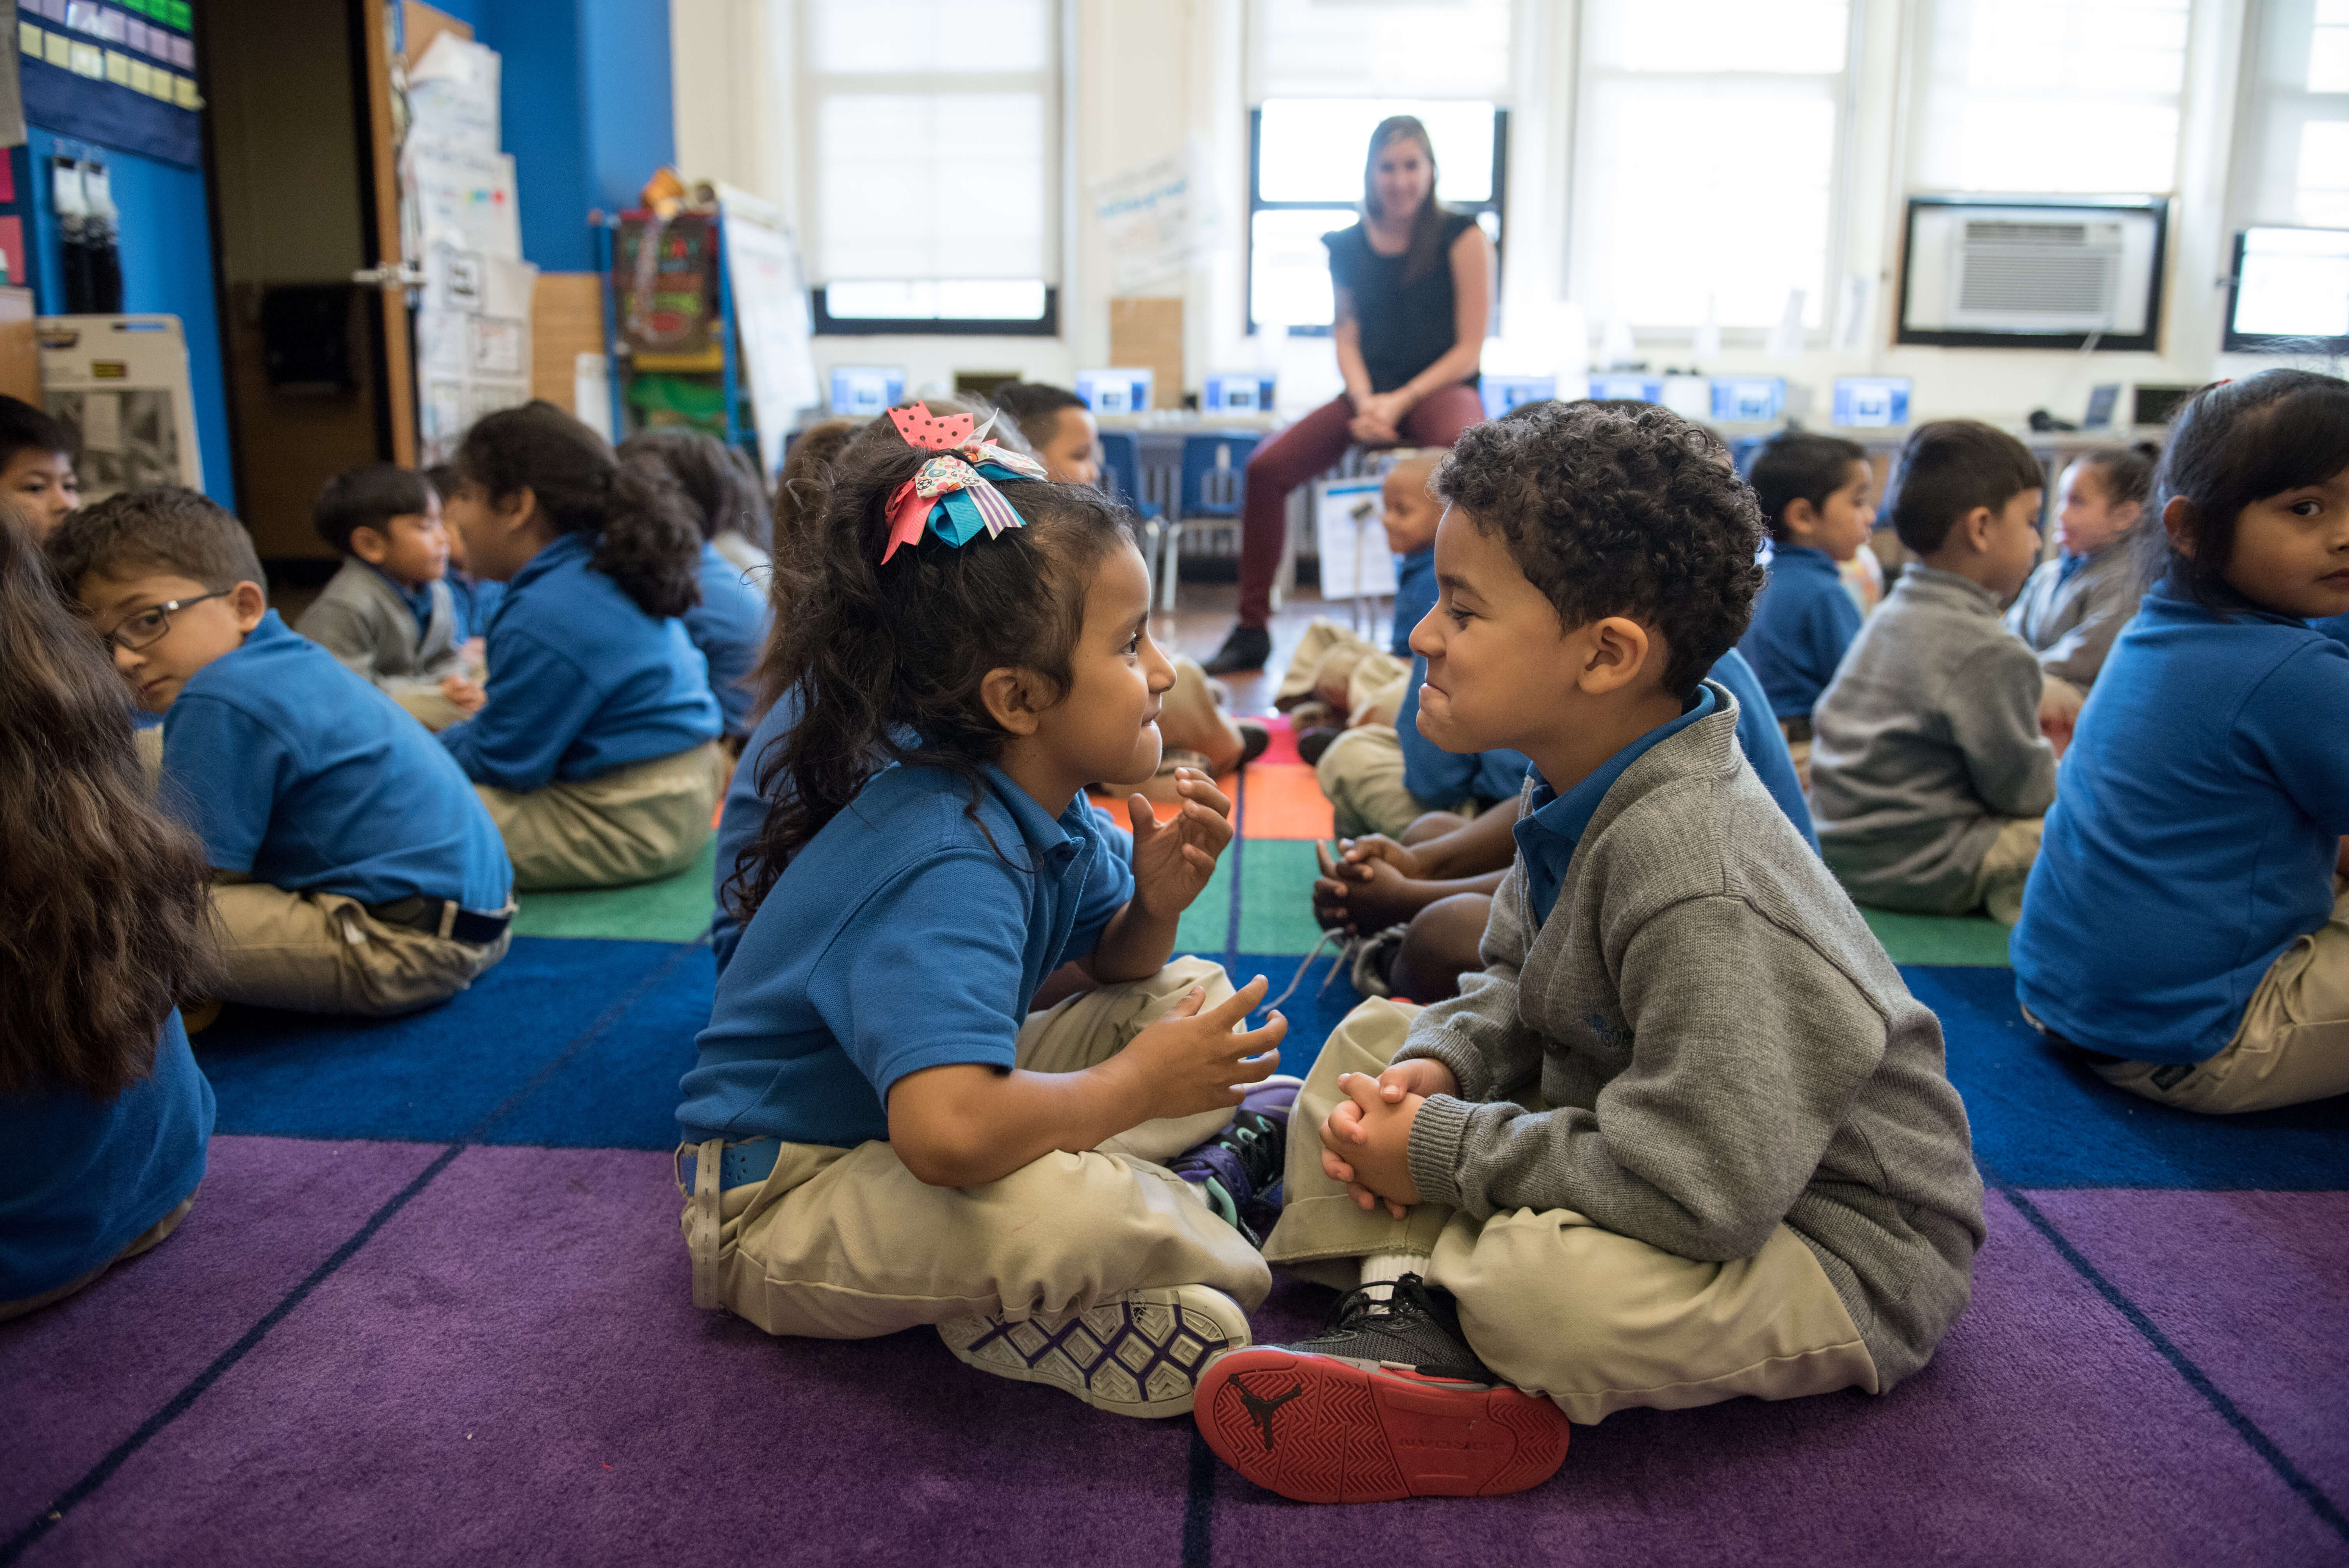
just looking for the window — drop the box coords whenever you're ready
[797,0,1058,334]
[1244,0,1514,335]
[1909,0,2194,196]
[2231,0,2349,229]
[1568,0,1855,333]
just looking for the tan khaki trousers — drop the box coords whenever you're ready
[679,955,1271,1338]
[2094,882,2349,1114]
[1969,816,2044,926]
[1262,999,1879,1425]
[391,686,472,732]
[0,1190,198,1322]
[475,741,722,890]
[210,881,509,1016]
[1277,619,1410,727]
[1154,656,1243,774]
[1317,724,1476,840]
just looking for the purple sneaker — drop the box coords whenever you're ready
[1167,1075,1299,1246]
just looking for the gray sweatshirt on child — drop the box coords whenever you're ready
[294,558,463,698]
[1810,567,2057,913]
[2003,537,2150,690]
[1395,686,1985,1392]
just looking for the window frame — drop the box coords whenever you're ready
[794,0,1063,338]
[2226,0,2349,233]
[1243,103,1509,339]
[1564,0,1862,341]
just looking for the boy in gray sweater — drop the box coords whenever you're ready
[294,463,484,731]
[1811,422,2058,923]
[1194,401,1985,1505]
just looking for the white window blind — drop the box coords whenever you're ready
[798,0,1055,308]
[1569,0,1853,330]
[1250,0,1513,101]
[1909,0,2192,195]
[2231,0,2349,228]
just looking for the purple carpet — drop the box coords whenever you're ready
[7,1137,2346,1566]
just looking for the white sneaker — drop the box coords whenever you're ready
[937,1283,1253,1418]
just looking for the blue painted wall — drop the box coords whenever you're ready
[22,127,235,509]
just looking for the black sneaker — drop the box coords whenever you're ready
[1194,1274,1571,1503]
[1201,623,1273,675]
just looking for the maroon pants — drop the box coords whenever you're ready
[1236,383,1486,627]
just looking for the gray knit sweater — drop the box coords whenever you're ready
[294,558,463,697]
[2003,537,2150,689]
[1395,685,1985,1392]
[1811,567,2058,913]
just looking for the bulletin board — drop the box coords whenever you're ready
[16,0,204,169]
[38,312,202,502]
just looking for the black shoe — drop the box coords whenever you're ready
[1294,724,1340,766]
[1194,1274,1572,1503]
[1235,719,1272,769]
[1201,624,1273,676]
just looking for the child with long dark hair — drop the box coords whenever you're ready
[2015,371,2349,1112]
[437,402,725,889]
[677,401,1289,1418]
[618,429,772,743]
[2005,442,2159,745]
[0,508,217,1319]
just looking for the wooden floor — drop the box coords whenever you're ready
[1156,580,1383,717]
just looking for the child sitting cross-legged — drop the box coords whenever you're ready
[677,402,1292,1418]
[294,462,484,731]
[48,489,515,1016]
[2003,443,2158,744]
[2015,371,2349,1113]
[1809,421,2057,923]
[437,403,726,890]
[1282,450,1440,761]
[1192,400,1984,1504]
[1735,430,1874,777]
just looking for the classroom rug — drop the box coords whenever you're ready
[7,724,2346,1566]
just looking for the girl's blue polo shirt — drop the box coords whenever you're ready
[1,1012,213,1302]
[438,533,721,792]
[162,611,512,910]
[680,761,1137,1150]
[684,542,769,739]
[2014,576,2349,1063]
[1739,543,1865,719]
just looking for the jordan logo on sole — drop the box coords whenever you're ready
[1236,1377,1304,1450]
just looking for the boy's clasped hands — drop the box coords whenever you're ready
[1318,1058,1458,1219]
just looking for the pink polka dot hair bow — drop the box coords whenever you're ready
[879,404,1050,564]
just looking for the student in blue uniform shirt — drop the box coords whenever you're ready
[437,403,725,890]
[619,429,772,747]
[1737,431,1875,772]
[679,401,1285,1421]
[2015,370,2349,1113]
[1,509,216,1320]
[426,463,503,642]
[49,489,514,1017]
[2315,610,2349,650]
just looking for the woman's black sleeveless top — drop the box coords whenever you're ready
[1322,210,1479,394]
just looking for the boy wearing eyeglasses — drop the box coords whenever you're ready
[45,488,515,1018]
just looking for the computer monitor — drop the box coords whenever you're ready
[1202,373,1277,414]
[1588,374,1663,403]
[1831,376,1911,429]
[2224,227,2349,353]
[1710,376,1786,423]
[1075,368,1155,415]
[2082,383,2121,430]
[829,366,904,417]
[1479,374,1555,419]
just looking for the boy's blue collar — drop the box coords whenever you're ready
[1515,682,1718,885]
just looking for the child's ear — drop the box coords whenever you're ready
[2111,497,2143,532]
[1959,505,1998,553]
[496,485,540,533]
[979,666,1044,736]
[2162,495,2198,557]
[229,581,267,633]
[1782,497,1822,539]
[349,526,390,565]
[1576,615,1653,696]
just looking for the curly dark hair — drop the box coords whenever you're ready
[1,508,220,1099]
[45,485,267,599]
[725,400,1137,922]
[2147,370,2349,607]
[1432,399,1766,698]
[456,402,702,620]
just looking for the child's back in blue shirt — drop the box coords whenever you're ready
[163,611,511,909]
[1739,543,1864,719]
[1390,545,1436,659]
[2014,576,2349,1062]
[684,542,768,738]
[439,533,721,792]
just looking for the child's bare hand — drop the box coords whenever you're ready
[1318,1071,1424,1215]
[1114,974,1285,1122]
[1340,835,1424,878]
[1128,770,1233,919]
[440,674,487,713]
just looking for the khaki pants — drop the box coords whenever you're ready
[1317,724,1472,840]
[210,882,510,1016]
[0,1190,198,1322]
[1277,619,1410,729]
[392,686,472,732]
[1969,816,2043,926]
[1154,656,1241,773]
[679,956,1271,1338]
[475,741,722,891]
[134,723,164,798]
[1262,999,1879,1425]
[2092,882,2349,1114]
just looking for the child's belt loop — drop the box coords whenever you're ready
[688,1135,725,1311]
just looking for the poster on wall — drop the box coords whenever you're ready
[716,185,819,477]
[415,241,534,464]
[37,313,201,502]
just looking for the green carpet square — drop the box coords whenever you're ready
[1238,839,1337,955]
[508,840,720,943]
[1173,854,1233,958]
[1861,907,2011,967]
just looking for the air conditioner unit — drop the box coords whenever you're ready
[1898,197,2167,351]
